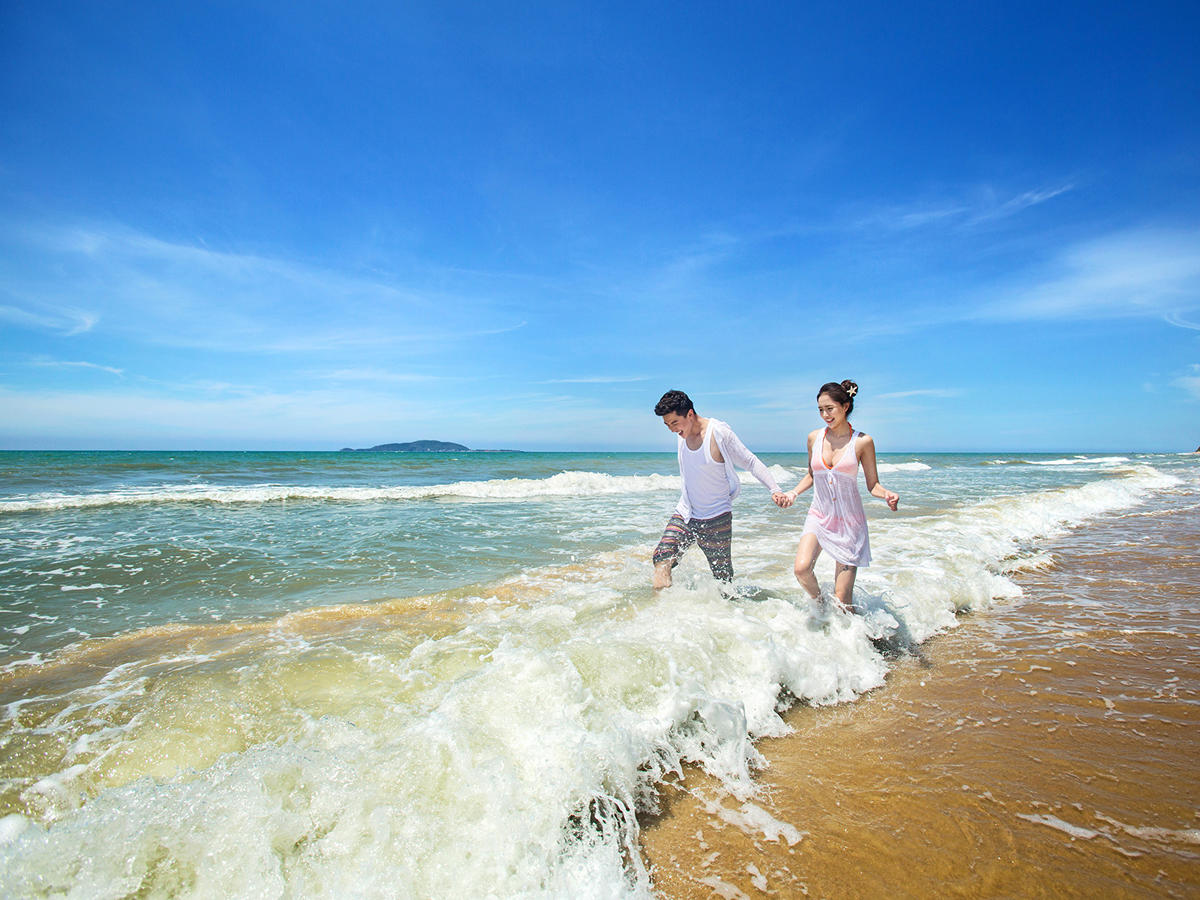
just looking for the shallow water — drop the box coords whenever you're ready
[0,450,1195,897]
[640,487,1200,899]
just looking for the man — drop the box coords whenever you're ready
[652,390,788,589]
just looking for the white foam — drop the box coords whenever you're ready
[736,464,798,486]
[1026,456,1131,467]
[702,795,805,846]
[1017,813,1100,840]
[0,461,1183,898]
[729,462,1180,650]
[696,875,751,900]
[876,461,932,474]
[0,815,30,846]
[0,471,681,513]
[1094,812,1200,845]
[984,456,1131,467]
[0,555,888,898]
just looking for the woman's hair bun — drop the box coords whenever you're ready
[841,380,859,398]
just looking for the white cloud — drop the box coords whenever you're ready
[7,222,527,353]
[0,385,430,443]
[857,203,970,231]
[977,227,1200,323]
[254,321,526,354]
[0,383,663,450]
[1163,312,1200,331]
[540,375,648,384]
[848,226,1200,341]
[319,368,444,383]
[876,388,963,400]
[30,358,124,375]
[0,303,98,336]
[981,184,1075,222]
[1174,364,1200,400]
[854,182,1074,232]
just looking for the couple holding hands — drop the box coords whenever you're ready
[651,383,900,611]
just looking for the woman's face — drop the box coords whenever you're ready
[817,393,848,427]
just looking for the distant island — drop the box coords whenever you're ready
[340,441,471,452]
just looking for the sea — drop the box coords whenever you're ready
[0,449,1195,897]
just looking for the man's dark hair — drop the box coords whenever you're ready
[654,390,694,417]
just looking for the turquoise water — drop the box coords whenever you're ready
[0,449,1162,658]
[1,451,674,656]
[0,449,1195,897]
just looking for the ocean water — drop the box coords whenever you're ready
[0,449,1194,897]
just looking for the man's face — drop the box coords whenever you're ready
[661,411,697,438]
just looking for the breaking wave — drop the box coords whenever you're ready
[0,471,684,513]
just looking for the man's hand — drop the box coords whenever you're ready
[772,491,793,509]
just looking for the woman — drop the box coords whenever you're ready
[777,380,899,611]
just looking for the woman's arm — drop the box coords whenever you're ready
[777,431,817,508]
[858,434,899,511]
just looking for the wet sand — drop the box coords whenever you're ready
[640,495,1200,898]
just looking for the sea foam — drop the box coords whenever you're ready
[0,461,1184,898]
[0,471,682,513]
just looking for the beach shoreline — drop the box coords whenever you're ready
[2,451,1195,897]
[639,493,1200,898]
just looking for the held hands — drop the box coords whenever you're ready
[772,491,796,509]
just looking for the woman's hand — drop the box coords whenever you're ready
[884,490,899,511]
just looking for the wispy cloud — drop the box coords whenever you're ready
[0,302,98,336]
[6,222,527,353]
[857,203,970,231]
[850,226,1200,341]
[540,375,648,384]
[876,388,963,400]
[854,182,1075,232]
[319,368,444,383]
[1174,364,1200,400]
[976,227,1200,324]
[1163,312,1200,331]
[30,358,124,376]
[983,185,1075,222]
[256,321,527,353]
[0,384,434,443]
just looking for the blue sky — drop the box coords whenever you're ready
[2,1,1198,452]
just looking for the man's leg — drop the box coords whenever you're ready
[695,512,734,582]
[652,514,695,589]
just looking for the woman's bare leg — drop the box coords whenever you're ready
[793,534,822,599]
[833,562,857,611]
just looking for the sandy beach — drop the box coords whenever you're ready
[640,492,1200,898]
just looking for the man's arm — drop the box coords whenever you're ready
[779,429,818,508]
[717,425,783,496]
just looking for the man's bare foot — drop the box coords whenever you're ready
[652,562,673,590]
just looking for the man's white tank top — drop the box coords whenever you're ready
[680,422,733,518]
